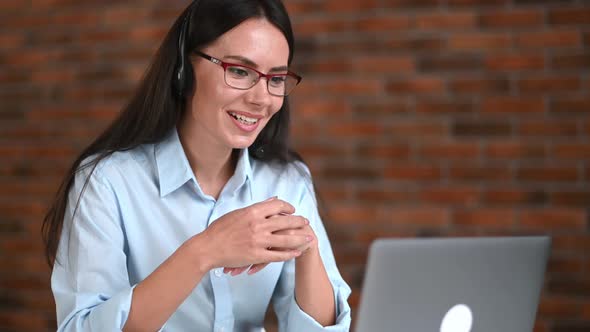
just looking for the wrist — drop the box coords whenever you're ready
[184,232,215,273]
[296,244,320,264]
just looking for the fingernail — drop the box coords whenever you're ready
[306,236,313,242]
[264,196,278,202]
[305,219,310,225]
[248,268,257,275]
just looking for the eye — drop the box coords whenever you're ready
[269,75,286,86]
[227,66,250,78]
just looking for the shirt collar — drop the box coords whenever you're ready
[155,128,253,199]
[155,129,195,197]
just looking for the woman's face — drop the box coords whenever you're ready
[186,18,289,151]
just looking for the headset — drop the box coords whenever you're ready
[172,1,199,99]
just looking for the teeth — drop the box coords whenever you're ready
[229,111,258,125]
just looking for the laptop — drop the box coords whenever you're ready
[354,236,551,332]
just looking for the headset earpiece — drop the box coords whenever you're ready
[172,11,190,98]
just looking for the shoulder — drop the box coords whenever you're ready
[250,158,316,204]
[76,144,155,186]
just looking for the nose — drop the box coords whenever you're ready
[244,78,272,107]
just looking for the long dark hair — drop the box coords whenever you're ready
[42,0,302,267]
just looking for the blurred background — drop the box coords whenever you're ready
[1,0,589,331]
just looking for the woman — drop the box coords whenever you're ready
[42,0,351,331]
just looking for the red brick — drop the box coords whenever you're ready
[518,120,578,137]
[482,97,545,113]
[0,32,25,50]
[419,55,482,72]
[415,12,477,29]
[485,141,546,159]
[284,1,320,15]
[486,54,545,70]
[299,58,349,74]
[519,208,587,231]
[103,7,150,26]
[453,208,516,228]
[386,77,445,95]
[294,99,352,119]
[480,9,544,28]
[449,32,512,50]
[379,0,440,8]
[582,303,590,320]
[551,191,590,207]
[387,36,446,52]
[322,166,380,181]
[419,186,480,205]
[356,143,410,159]
[378,206,450,227]
[483,188,547,205]
[450,77,509,94]
[329,204,378,225]
[326,121,382,137]
[418,141,480,160]
[518,75,581,93]
[353,101,409,115]
[0,311,47,329]
[549,276,590,297]
[552,320,590,332]
[356,188,416,203]
[293,17,351,36]
[417,100,474,114]
[538,296,583,319]
[552,143,590,159]
[450,166,513,182]
[552,235,590,254]
[353,55,415,74]
[517,166,579,182]
[453,120,511,136]
[552,52,590,69]
[549,8,590,25]
[356,15,411,32]
[323,0,379,12]
[551,97,590,114]
[383,164,441,181]
[297,144,351,159]
[516,30,581,48]
[449,0,508,5]
[388,121,449,137]
[547,255,586,275]
[297,79,382,96]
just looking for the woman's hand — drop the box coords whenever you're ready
[224,214,318,276]
[194,197,312,271]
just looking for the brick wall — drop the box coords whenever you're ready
[1,0,588,331]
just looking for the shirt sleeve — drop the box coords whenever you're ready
[271,173,352,332]
[51,161,137,331]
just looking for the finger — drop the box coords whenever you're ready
[247,263,269,275]
[264,249,302,262]
[253,199,295,218]
[267,234,312,250]
[230,266,249,276]
[264,215,309,233]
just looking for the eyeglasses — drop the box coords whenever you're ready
[193,51,302,97]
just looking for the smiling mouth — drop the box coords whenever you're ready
[228,111,259,125]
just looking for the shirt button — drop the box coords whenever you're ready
[214,268,223,277]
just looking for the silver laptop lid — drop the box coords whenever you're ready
[355,236,550,332]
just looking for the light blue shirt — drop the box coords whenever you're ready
[51,129,351,331]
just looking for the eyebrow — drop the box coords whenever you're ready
[224,55,289,73]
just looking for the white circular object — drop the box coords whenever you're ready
[440,304,473,332]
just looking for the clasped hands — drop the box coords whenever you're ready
[200,196,317,276]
